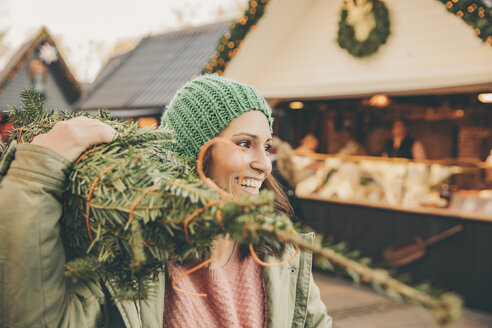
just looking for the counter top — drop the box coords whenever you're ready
[296,193,492,223]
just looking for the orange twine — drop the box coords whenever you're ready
[182,136,248,241]
[127,183,162,248]
[75,145,105,164]
[249,244,300,267]
[17,127,29,143]
[86,164,116,242]
[182,137,249,241]
[129,184,162,221]
[171,240,230,297]
[183,200,221,243]
[141,147,157,155]
[235,164,245,199]
[196,137,247,200]
[169,137,248,296]
[215,207,224,229]
[26,122,58,143]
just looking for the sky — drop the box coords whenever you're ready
[0,0,246,82]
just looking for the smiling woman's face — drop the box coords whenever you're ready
[207,110,273,197]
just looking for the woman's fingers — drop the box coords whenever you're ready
[31,117,116,162]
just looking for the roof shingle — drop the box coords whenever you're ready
[78,22,230,116]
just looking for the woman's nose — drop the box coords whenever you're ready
[250,148,272,174]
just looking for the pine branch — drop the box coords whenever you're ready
[8,88,45,126]
[305,233,462,326]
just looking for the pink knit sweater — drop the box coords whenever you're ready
[163,244,265,328]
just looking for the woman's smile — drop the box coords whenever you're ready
[234,177,263,195]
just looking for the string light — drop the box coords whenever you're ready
[289,101,304,110]
[368,94,390,107]
[478,93,492,103]
[455,109,465,117]
[239,16,248,25]
[202,0,269,74]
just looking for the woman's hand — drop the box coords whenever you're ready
[31,116,115,162]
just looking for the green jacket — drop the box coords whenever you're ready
[0,143,332,328]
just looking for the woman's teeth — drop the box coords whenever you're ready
[234,178,261,194]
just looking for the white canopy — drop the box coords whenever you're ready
[224,0,492,99]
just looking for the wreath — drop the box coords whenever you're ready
[337,0,390,58]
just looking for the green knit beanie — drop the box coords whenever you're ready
[160,74,273,158]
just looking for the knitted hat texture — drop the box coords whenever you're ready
[160,75,273,158]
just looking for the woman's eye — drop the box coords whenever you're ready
[236,140,251,148]
[265,144,272,154]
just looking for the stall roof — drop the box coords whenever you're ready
[223,0,492,100]
[78,22,230,116]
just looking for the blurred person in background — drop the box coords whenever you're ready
[295,133,319,156]
[383,119,426,160]
[337,127,367,156]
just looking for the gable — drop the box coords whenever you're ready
[224,0,492,99]
[0,27,82,112]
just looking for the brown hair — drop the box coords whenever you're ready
[201,146,293,260]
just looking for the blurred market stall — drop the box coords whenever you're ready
[203,0,492,312]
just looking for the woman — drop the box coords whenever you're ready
[0,75,332,327]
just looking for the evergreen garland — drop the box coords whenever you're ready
[1,89,462,325]
[438,0,492,44]
[337,0,390,58]
[202,0,269,75]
